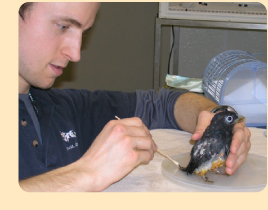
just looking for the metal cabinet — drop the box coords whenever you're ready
[153,18,267,90]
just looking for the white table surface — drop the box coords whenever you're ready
[103,127,267,192]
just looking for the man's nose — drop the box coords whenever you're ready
[61,35,82,62]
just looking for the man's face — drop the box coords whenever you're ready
[19,2,100,93]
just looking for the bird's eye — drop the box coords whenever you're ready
[225,116,233,123]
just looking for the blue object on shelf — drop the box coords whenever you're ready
[202,50,267,127]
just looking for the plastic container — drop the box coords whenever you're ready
[161,153,267,192]
[202,50,267,127]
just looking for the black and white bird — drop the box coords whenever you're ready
[179,111,245,183]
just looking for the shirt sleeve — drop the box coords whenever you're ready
[134,88,186,130]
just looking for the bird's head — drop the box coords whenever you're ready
[211,111,245,130]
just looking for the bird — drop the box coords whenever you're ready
[179,111,245,183]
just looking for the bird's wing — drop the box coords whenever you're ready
[191,137,225,163]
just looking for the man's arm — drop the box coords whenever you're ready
[173,92,251,175]
[174,92,217,133]
[20,117,157,192]
[19,161,96,192]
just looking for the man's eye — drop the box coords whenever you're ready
[57,24,69,30]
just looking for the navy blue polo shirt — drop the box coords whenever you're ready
[19,87,184,180]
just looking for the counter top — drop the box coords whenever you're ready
[104,127,267,192]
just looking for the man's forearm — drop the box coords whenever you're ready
[19,160,96,192]
[174,92,217,133]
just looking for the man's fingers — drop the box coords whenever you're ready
[191,111,214,140]
[122,137,155,165]
[131,136,155,151]
[112,117,158,151]
[113,117,152,138]
[225,151,248,175]
[112,123,150,138]
[136,150,155,164]
[110,118,158,154]
[230,122,251,155]
[226,122,251,175]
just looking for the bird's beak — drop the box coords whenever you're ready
[234,115,246,124]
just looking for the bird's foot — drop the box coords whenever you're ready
[202,175,213,183]
[213,168,229,176]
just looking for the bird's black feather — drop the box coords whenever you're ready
[180,111,242,179]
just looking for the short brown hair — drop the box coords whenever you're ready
[19,2,34,20]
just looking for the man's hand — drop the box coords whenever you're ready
[191,110,251,175]
[20,117,157,192]
[78,117,157,191]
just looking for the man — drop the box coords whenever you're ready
[19,2,251,192]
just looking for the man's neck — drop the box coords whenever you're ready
[19,77,30,94]
[19,85,30,94]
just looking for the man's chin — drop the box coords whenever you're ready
[33,81,55,90]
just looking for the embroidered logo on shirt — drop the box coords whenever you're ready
[60,130,77,142]
[60,130,79,151]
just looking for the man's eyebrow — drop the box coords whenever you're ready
[59,17,83,28]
